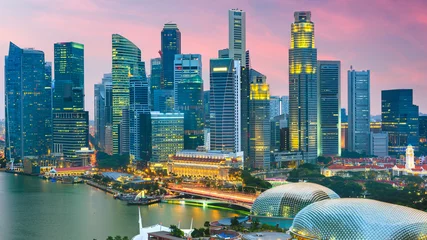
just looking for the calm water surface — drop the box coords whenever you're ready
[0,172,239,240]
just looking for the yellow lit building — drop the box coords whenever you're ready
[168,150,243,180]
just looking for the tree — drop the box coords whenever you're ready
[230,216,239,227]
[96,152,130,169]
[106,237,114,240]
[204,221,210,228]
[317,156,332,165]
[170,225,184,238]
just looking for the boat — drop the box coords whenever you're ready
[127,197,161,206]
[62,176,73,184]
[51,178,57,183]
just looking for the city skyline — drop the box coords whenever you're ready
[1,0,427,120]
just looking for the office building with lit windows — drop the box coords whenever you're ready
[161,23,181,90]
[150,58,162,109]
[317,60,341,157]
[249,69,271,169]
[289,11,318,163]
[5,42,52,161]
[209,59,241,153]
[348,68,370,154]
[281,96,289,116]
[151,112,184,162]
[173,54,202,109]
[229,9,246,66]
[270,96,281,119]
[111,34,146,154]
[381,89,419,155]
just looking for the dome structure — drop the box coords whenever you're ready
[251,182,339,219]
[291,198,427,240]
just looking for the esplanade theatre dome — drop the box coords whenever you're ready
[251,182,339,220]
[291,198,427,240]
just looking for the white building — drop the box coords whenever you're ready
[228,9,246,66]
[392,145,427,177]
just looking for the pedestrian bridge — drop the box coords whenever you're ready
[163,198,252,210]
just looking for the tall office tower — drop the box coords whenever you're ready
[210,59,241,153]
[150,112,184,162]
[53,42,89,165]
[153,89,174,112]
[204,90,210,128]
[112,34,145,154]
[173,54,202,109]
[129,76,150,161]
[289,11,318,163]
[341,108,348,123]
[150,58,162,109]
[317,60,341,157]
[270,96,281,119]
[348,68,370,154]
[119,108,130,155]
[281,96,289,115]
[139,113,152,167]
[218,48,229,58]
[5,42,52,161]
[419,116,427,142]
[271,115,285,153]
[240,65,250,166]
[161,23,181,90]
[229,9,246,66]
[245,50,251,69]
[44,62,53,152]
[249,70,271,169]
[370,132,388,157]
[94,83,106,148]
[177,74,204,150]
[381,89,419,155]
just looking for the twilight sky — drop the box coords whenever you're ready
[1,0,427,119]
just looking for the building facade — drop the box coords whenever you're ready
[348,68,370,154]
[151,112,184,162]
[150,58,162,109]
[209,59,241,153]
[173,54,202,108]
[249,70,271,169]
[228,9,246,66]
[281,96,289,116]
[270,96,281,119]
[161,23,181,90]
[289,11,318,163]
[317,60,341,156]
[382,89,419,155]
[5,42,52,161]
[370,132,388,157]
[112,34,146,154]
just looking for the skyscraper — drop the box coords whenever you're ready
[218,48,229,59]
[382,89,419,155]
[210,59,241,153]
[270,96,281,119]
[151,112,184,162]
[175,55,204,150]
[94,73,112,151]
[229,9,246,66]
[289,11,318,163]
[317,60,341,156]
[204,90,210,128]
[129,76,150,161]
[161,23,181,90]
[5,42,52,160]
[150,58,162,109]
[53,42,89,165]
[348,68,370,154]
[112,34,145,154]
[249,70,271,169]
[281,96,289,116]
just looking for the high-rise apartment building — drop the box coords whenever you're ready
[112,34,145,154]
[317,60,341,156]
[151,112,184,162]
[5,42,52,160]
[249,70,271,169]
[129,76,150,161]
[176,74,204,150]
[209,59,241,153]
[229,9,246,66]
[53,42,89,165]
[161,23,181,90]
[289,11,318,163]
[348,68,370,154]
[382,89,419,155]
[270,96,281,119]
[150,58,162,109]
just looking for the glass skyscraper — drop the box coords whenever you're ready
[249,70,271,169]
[161,23,181,90]
[210,59,241,153]
[151,112,184,162]
[112,34,145,154]
[348,68,370,154]
[289,11,318,163]
[317,60,341,156]
[382,89,419,155]
[5,42,52,160]
[270,96,281,119]
[150,58,162,109]
[229,9,246,66]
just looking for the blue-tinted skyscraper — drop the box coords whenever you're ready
[150,58,162,109]
[348,68,370,154]
[382,89,419,155]
[5,42,52,160]
[161,23,181,90]
[317,60,341,156]
[289,11,318,163]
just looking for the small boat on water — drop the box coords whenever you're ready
[51,178,57,183]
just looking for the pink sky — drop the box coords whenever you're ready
[1,0,427,119]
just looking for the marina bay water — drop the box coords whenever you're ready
[0,172,239,240]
